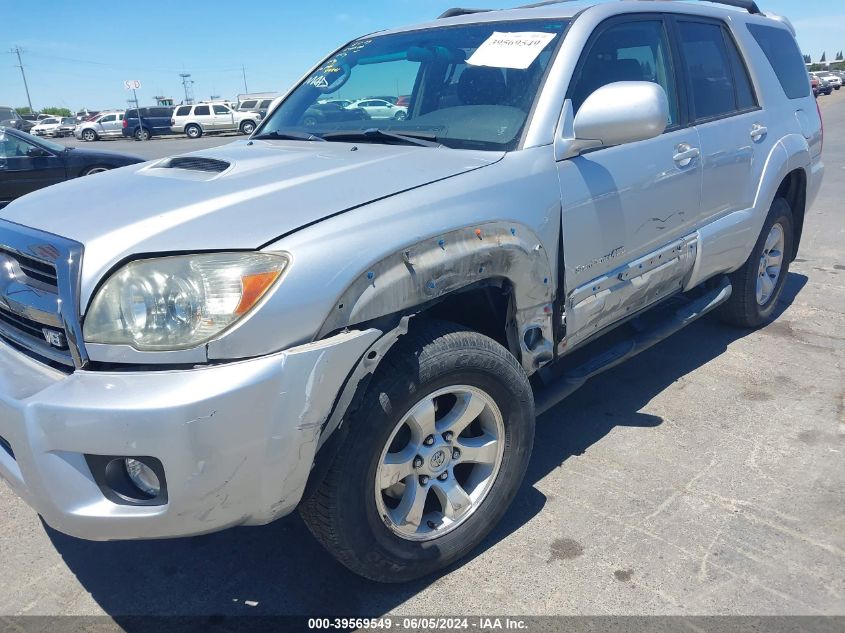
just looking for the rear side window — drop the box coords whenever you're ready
[259,100,272,108]
[747,23,810,99]
[240,100,257,109]
[150,107,172,117]
[194,105,210,116]
[677,21,747,120]
[175,106,191,116]
[213,105,229,114]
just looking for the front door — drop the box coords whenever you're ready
[556,15,703,348]
[0,132,66,204]
[212,104,235,131]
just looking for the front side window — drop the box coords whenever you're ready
[260,19,569,150]
[194,105,210,116]
[569,19,679,126]
[99,115,116,123]
[0,131,37,158]
[677,21,743,120]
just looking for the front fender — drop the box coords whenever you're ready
[316,221,555,373]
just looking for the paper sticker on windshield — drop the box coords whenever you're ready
[467,32,557,70]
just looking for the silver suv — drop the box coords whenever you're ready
[0,0,824,583]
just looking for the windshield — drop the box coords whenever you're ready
[259,20,568,150]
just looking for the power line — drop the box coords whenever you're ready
[10,46,33,112]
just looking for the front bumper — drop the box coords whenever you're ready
[0,329,379,540]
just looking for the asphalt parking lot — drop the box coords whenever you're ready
[52,131,245,161]
[1,92,843,621]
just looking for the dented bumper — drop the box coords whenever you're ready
[0,329,379,541]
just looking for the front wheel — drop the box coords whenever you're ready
[81,129,97,142]
[81,165,110,176]
[300,321,535,583]
[719,197,793,328]
[394,110,407,121]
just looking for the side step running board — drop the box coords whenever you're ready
[535,276,732,416]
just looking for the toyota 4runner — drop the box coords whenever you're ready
[0,0,824,582]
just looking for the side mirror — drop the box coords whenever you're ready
[558,82,669,159]
[27,147,50,158]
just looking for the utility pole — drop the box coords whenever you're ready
[179,73,195,105]
[241,65,249,94]
[11,46,33,112]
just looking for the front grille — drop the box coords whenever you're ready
[0,246,58,289]
[161,157,230,173]
[0,304,47,340]
[0,222,85,369]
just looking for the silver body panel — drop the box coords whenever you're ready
[0,0,824,540]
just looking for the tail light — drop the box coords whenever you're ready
[122,119,128,128]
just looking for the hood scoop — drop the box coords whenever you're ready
[158,156,231,173]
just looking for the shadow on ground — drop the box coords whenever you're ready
[46,274,807,620]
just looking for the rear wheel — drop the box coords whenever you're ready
[719,197,793,328]
[134,127,151,141]
[300,321,535,583]
[185,124,202,139]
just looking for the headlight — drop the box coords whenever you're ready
[84,252,288,351]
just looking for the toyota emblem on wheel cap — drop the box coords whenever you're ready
[430,449,446,469]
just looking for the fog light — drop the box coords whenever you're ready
[125,458,161,497]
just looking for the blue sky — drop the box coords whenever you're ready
[1,0,842,111]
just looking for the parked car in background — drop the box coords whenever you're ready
[171,103,259,138]
[810,75,821,97]
[300,102,370,127]
[815,72,842,90]
[237,98,275,118]
[20,114,38,122]
[122,106,175,140]
[55,117,77,138]
[30,117,63,137]
[395,95,411,107]
[75,111,125,141]
[345,98,407,120]
[318,99,353,108]
[817,76,833,96]
[0,127,143,208]
[0,107,36,133]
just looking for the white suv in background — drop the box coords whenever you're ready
[170,103,260,139]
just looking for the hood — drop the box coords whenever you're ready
[1,139,502,297]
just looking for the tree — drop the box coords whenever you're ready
[15,106,33,115]
[837,51,844,61]
[820,52,826,62]
[803,54,812,64]
[39,107,72,117]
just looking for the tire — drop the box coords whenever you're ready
[300,320,535,583]
[81,129,98,142]
[81,165,110,176]
[302,115,318,127]
[239,120,256,135]
[185,124,202,139]
[719,197,794,328]
[134,127,151,141]
[394,111,407,121]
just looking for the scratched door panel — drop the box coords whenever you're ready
[557,125,703,344]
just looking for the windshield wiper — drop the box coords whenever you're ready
[252,130,326,142]
[321,128,441,148]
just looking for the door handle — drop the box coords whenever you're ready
[673,144,700,167]
[750,123,768,141]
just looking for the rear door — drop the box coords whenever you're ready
[556,14,703,347]
[670,16,767,226]
[193,105,212,130]
[97,114,119,136]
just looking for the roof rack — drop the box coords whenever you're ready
[438,0,763,20]
[437,7,492,19]
[640,0,763,15]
